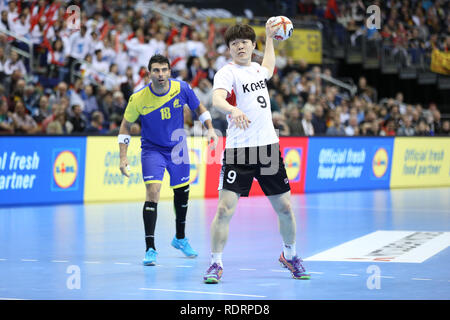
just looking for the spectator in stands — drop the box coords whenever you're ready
[82,84,99,118]
[0,10,10,32]
[380,118,397,136]
[397,115,415,136]
[11,100,39,134]
[47,38,69,82]
[437,120,450,136]
[272,111,290,136]
[0,46,6,84]
[69,104,88,133]
[415,119,431,136]
[86,110,106,133]
[301,110,315,136]
[430,109,442,135]
[3,50,26,77]
[345,115,359,136]
[46,106,72,134]
[357,76,377,102]
[32,95,51,127]
[286,105,305,136]
[311,104,327,135]
[0,98,14,134]
[326,114,346,136]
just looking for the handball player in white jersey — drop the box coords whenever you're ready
[203,22,310,283]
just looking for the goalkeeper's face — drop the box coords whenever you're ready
[149,62,171,89]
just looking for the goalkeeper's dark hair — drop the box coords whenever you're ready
[148,54,171,71]
[224,24,256,47]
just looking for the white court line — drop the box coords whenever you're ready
[0,259,7,261]
[0,298,27,300]
[309,271,324,274]
[296,205,450,214]
[114,262,131,265]
[412,278,432,281]
[84,261,101,264]
[380,276,395,279]
[139,288,266,298]
[239,268,256,271]
[175,265,192,268]
[21,259,38,262]
[51,260,69,263]
[339,273,359,277]
[270,269,289,273]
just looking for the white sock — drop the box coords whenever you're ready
[283,242,296,260]
[211,252,223,267]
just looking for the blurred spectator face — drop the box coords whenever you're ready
[403,117,412,127]
[442,120,450,132]
[304,111,312,121]
[349,116,358,127]
[85,85,93,96]
[417,120,428,132]
[371,120,379,133]
[315,105,323,117]
[358,77,367,88]
[14,101,26,115]
[432,110,441,122]
[10,51,20,62]
[72,105,82,116]
[58,82,67,95]
[39,96,49,110]
[0,100,7,114]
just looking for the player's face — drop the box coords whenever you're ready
[150,62,171,89]
[229,39,255,65]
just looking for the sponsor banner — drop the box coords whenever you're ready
[305,230,450,263]
[390,137,450,188]
[84,136,207,203]
[305,137,394,192]
[0,137,86,206]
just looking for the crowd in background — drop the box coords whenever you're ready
[0,0,449,137]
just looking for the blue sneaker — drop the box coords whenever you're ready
[143,248,157,266]
[171,237,198,257]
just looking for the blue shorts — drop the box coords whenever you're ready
[141,143,190,188]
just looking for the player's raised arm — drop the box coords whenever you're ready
[261,20,280,78]
[212,88,250,130]
[118,118,133,177]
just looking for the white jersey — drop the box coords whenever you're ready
[213,62,279,148]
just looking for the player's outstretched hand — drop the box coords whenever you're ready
[119,157,130,178]
[266,18,281,39]
[207,128,219,150]
[231,108,251,130]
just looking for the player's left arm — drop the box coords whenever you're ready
[261,21,281,78]
[195,103,219,150]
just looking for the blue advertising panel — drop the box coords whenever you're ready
[0,137,86,206]
[304,137,394,192]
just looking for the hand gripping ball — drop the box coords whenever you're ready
[267,16,294,41]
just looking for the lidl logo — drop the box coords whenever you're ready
[189,148,201,185]
[53,150,78,189]
[372,148,388,178]
[284,147,302,182]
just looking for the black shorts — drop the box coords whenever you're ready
[218,143,291,197]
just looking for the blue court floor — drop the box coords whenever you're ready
[0,188,449,300]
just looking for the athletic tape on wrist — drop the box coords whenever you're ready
[118,134,131,145]
[199,111,212,125]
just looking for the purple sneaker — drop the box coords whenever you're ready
[203,263,223,284]
[279,252,310,280]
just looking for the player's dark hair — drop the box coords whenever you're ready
[148,54,171,71]
[224,24,256,47]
